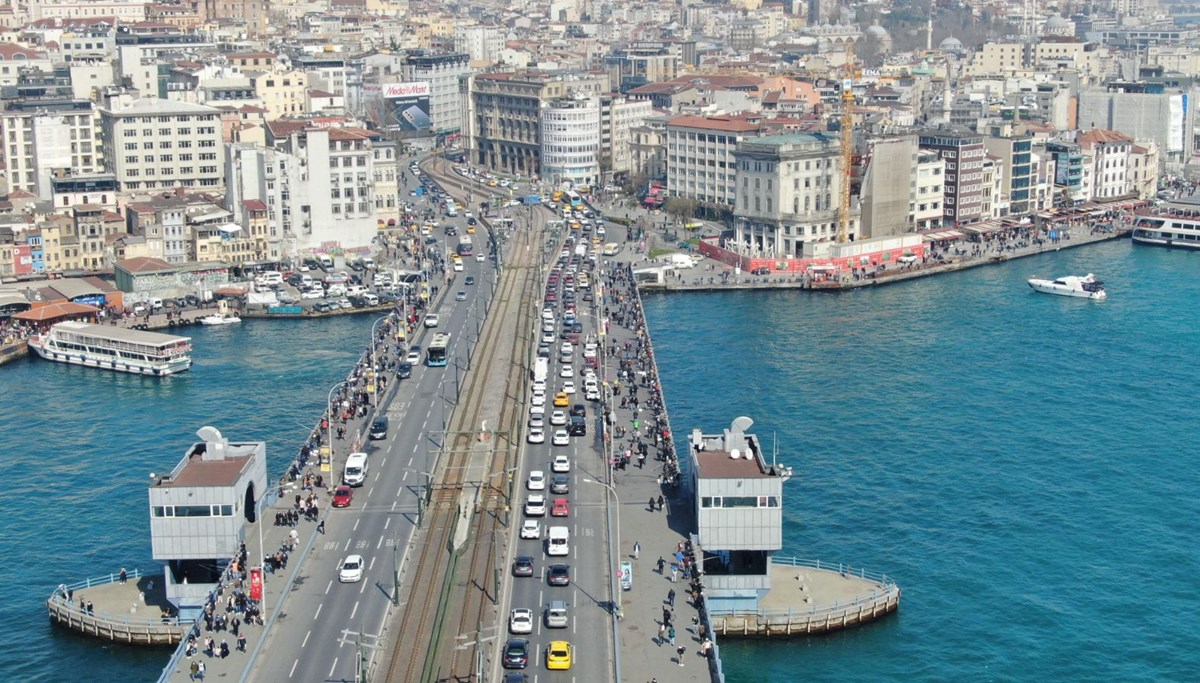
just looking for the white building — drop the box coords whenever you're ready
[732,133,852,258]
[454,25,503,66]
[1078,129,1132,201]
[540,97,601,188]
[665,114,762,208]
[100,96,225,192]
[1,99,102,197]
[601,95,653,180]
[399,54,470,135]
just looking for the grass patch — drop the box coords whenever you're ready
[647,247,674,260]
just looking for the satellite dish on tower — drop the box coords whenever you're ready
[196,426,224,443]
[731,416,754,433]
[729,448,741,460]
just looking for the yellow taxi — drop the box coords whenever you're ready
[545,640,572,670]
[553,392,569,407]
[466,225,476,234]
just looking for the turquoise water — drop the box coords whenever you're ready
[0,315,375,682]
[643,240,1200,681]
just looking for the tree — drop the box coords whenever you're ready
[663,197,699,224]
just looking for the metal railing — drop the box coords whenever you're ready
[706,556,900,621]
[48,568,187,631]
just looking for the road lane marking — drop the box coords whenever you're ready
[289,659,298,677]
[325,580,332,595]
[384,517,391,530]
[408,455,414,466]
[351,601,359,619]
[354,519,360,531]
[381,457,387,467]
[367,486,374,498]
[302,630,311,648]
[314,603,322,620]
[344,539,352,551]
[328,657,338,678]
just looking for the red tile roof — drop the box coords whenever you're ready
[117,256,173,273]
[666,114,762,133]
[1078,129,1133,146]
[242,199,268,211]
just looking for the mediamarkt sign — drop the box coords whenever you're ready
[378,82,430,99]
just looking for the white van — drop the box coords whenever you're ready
[319,255,334,271]
[343,452,368,487]
[257,271,283,285]
[547,526,570,556]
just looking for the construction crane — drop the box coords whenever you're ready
[837,42,858,244]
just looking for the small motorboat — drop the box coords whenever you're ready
[1027,273,1107,300]
[200,313,242,325]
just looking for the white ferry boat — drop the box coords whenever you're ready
[1027,274,1107,300]
[27,321,192,375]
[1131,213,1200,249]
[200,313,241,326]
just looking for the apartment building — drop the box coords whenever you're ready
[731,133,849,257]
[629,115,667,181]
[605,42,681,92]
[913,151,946,232]
[50,172,119,212]
[1046,141,1085,206]
[469,71,607,176]
[72,203,125,271]
[600,95,653,179]
[0,98,102,197]
[454,25,503,66]
[100,96,225,192]
[541,97,601,187]
[859,135,946,237]
[372,141,400,228]
[984,128,1035,216]
[126,195,187,263]
[115,32,214,98]
[399,53,470,135]
[1078,128,1132,201]
[918,131,987,227]
[250,67,309,120]
[0,44,52,87]
[665,114,762,208]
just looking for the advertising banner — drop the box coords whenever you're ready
[620,561,632,591]
[379,82,432,133]
[249,567,263,601]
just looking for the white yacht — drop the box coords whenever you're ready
[1131,213,1200,248]
[1027,274,1107,300]
[27,321,192,375]
[200,313,241,326]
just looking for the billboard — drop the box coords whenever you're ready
[373,82,432,133]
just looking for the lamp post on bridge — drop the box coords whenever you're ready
[323,379,353,475]
[583,477,622,618]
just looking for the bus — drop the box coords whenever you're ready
[427,333,451,367]
[456,236,473,257]
[565,190,582,208]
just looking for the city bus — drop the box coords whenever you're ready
[456,235,474,257]
[565,190,582,208]
[427,333,451,367]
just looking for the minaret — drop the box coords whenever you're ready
[927,14,933,51]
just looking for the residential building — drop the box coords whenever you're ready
[399,53,470,135]
[0,98,101,197]
[540,97,601,187]
[605,42,681,93]
[250,67,309,120]
[372,141,400,228]
[984,128,1035,216]
[72,202,125,270]
[629,115,667,182]
[600,95,653,180]
[126,196,186,263]
[50,173,119,212]
[913,151,946,232]
[100,96,225,192]
[115,32,213,98]
[1128,142,1160,200]
[665,114,762,209]
[1078,128,1132,201]
[0,43,53,86]
[454,25,503,66]
[919,131,987,227]
[732,133,849,258]
[1046,141,1085,206]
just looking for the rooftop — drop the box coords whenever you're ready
[156,447,254,488]
[106,97,219,117]
[689,418,791,480]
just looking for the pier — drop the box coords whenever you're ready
[47,568,187,645]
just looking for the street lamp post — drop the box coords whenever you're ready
[582,477,622,617]
[324,379,353,475]
[369,314,391,406]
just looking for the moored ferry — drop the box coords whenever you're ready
[1131,213,1200,249]
[27,321,192,375]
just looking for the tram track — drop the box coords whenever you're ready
[382,159,543,683]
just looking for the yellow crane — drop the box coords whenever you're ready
[837,42,858,244]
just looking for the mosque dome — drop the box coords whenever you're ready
[940,36,963,50]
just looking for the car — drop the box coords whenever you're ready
[550,475,570,494]
[528,414,545,430]
[536,344,551,359]
[551,498,569,517]
[547,563,571,586]
[532,379,547,393]
[529,404,545,419]
[562,380,576,395]
[424,313,440,328]
[465,276,475,285]
[519,521,541,540]
[338,554,364,583]
[532,390,547,407]
[553,392,569,407]
[527,427,545,444]
[540,331,555,344]
[509,608,534,634]
[751,266,771,275]
[456,290,467,301]
[551,454,570,473]
[549,410,567,426]
[332,485,353,508]
[527,470,546,490]
[503,674,529,683]
[397,362,413,379]
[552,430,570,447]
[524,494,546,516]
[502,638,530,669]
[559,364,573,378]
[405,349,421,364]
[559,342,572,355]
[476,253,486,262]
[570,404,586,418]
[301,289,324,299]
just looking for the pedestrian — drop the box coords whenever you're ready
[658,622,666,644]
[633,541,640,560]
[196,660,206,681]
[668,625,676,646]
[667,588,676,607]
[657,495,664,511]
[677,645,686,666]
[657,556,665,573]
[671,566,678,583]
[317,517,325,534]
[119,567,127,583]
[189,660,199,681]
[662,606,671,627]
[648,497,655,511]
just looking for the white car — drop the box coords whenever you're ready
[541,331,555,344]
[509,608,534,635]
[301,289,324,299]
[552,430,570,447]
[527,427,545,444]
[525,494,546,516]
[550,410,567,426]
[529,414,545,430]
[559,342,572,355]
[527,470,546,490]
[552,454,570,473]
[531,391,546,407]
[543,321,555,333]
[424,313,440,328]
[476,253,486,262]
[559,364,573,378]
[405,350,421,364]
[562,381,576,395]
[520,520,541,539]
[542,308,555,321]
[532,379,547,393]
[339,555,364,583]
[529,404,545,418]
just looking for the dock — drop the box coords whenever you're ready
[47,568,187,645]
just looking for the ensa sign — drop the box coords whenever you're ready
[381,82,431,99]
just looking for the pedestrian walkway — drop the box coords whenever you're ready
[597,258,714,682]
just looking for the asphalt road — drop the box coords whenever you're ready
[246,159,499,683]
[490,218,618,682]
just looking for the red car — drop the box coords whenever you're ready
[551,499,570,517]
[332,485,354,508]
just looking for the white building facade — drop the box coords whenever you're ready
[1,99,102,197]
[540,97,601,188]
[100,96,224,192]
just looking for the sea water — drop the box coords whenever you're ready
[0,315,375,682]
[643,240,1200,681]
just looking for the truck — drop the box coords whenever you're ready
[523,194,542,205]
[533,357,549,384]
